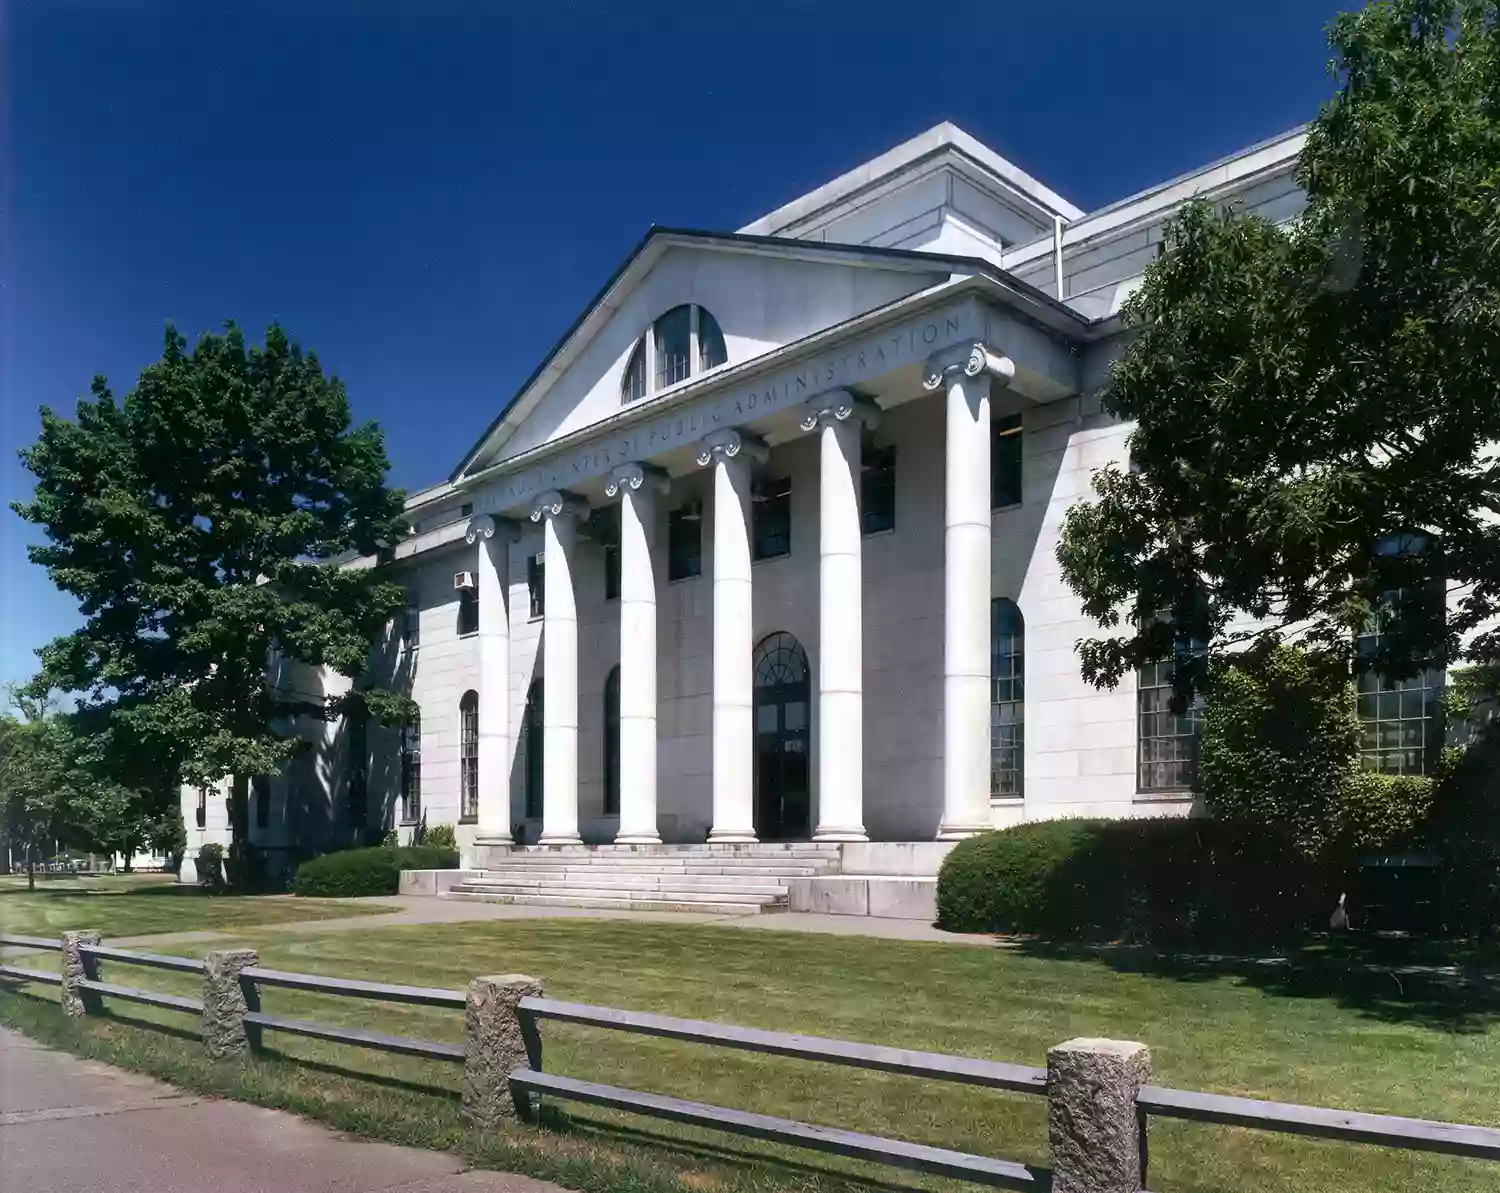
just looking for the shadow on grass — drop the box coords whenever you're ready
[254,1047,461,1101]
[542,1104,1044,1193]
[1014,938,1500,1033]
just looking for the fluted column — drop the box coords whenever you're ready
[695,428,767,843]
[466,514,515,841]
[606,462,669,844]
[800,391,879,842]
[530,490,587,846]
[923,345,1016,839]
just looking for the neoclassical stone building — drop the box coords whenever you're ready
[187,120,1411,882]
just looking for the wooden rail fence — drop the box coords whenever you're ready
[3,930,1497,1193]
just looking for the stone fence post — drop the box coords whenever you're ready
[60,930,102,1017]
[464,974,543,1130]
[1047,1037,1151,1193]
[203,948,260,1060]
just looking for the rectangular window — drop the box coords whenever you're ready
[404,603,420,650]
[1356,592,1444,775]
[460,694,479,821]
[528,552,545,618]
[861,445,897,535]
[457,587,478,636]
[991,600,1025,798]
[460,502,473,518]
[346,716,368,827]
[592,506,621,601]
[1137,658,1205,793]
[992,414,1023,509]
[753,476,792,561]
[196,787,207,829]
[252,776,270,830]
[668,505,702,581]
[400,715,422,824]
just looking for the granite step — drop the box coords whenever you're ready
[443,889,774,914]
[455,882,785,903]
[470,872,789,893]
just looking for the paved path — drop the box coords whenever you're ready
[0,1028,568,1193]
[112,896,989,949]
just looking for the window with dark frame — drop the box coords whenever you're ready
[654,304,693,390]
[400,713,422,824]
[1356,582,1445,776]
[1137,636,1207,793]
[603,666,620,816]
[460,502,473,518]
[457,587,479,636]
[459,691,479,821]
[992,413,1023,508]
[623,305,729,405]
[668,505,702,581]
[991,599,1025,799]
[522,681,543,819]
[404,603,420,650]
[753,476,792,561]
[528,552,545,619]
[253,775,270,830]
[861,445,897,535]
[592,506,621,601]
[196,787,207,829]
[346,716,368,827]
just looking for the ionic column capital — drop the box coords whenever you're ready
[604,461,671,499]
[529,490,588,524]
[921,342,1016,392]
[694,428,769,468]
[798,390,881,434]
[465,513,520,544]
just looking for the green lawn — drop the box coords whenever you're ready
[2,917,1495,1193]
[0,873,382,938]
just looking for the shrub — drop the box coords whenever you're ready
[196,843,225,891]
[419,822,457,852]
[292,844,458,898]
[1331,771,1433,856]
[1199,642,1362,860]
[936,818,1329,948]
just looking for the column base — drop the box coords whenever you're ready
[935,823,991,840]
[613,833,662,845]
[813,827,868,842]
[537,832,583,846]
[474,834,515,847]
[707,829,758,844]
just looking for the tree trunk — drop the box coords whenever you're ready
[26,846,35,891]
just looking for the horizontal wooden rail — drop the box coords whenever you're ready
[77,978,202,1015]
[241,966,466,1008]
[1138,1085,1500,1162]
[243,1011,464,1062]
[518,997,1047,1095]
[510,1068,1040,1189]
[0,964,62,986]
[80,944,205,974]
[0,934,58,950]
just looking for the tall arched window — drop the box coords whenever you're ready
[459,691,478,822]
[522,680,544,819]
[991,599,1025,798]
[603,666,620,816]
[621,304,728,403]
[753,632,811,840]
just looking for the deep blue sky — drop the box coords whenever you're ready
[2,0,1350,694]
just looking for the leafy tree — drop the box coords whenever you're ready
[0,704,72,890]
[1057,0,1500,699]
[14,323,414,878]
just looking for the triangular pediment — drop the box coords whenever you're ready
[454,233,965,478]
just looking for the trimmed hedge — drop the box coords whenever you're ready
[292,845,459,898]
[936,818,1330,947]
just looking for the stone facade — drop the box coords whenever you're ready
[180,121,1360,874]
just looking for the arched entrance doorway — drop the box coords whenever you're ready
[753,632,810,840]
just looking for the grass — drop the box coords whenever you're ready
[1,918,1497,1193]
[0,872,382,938]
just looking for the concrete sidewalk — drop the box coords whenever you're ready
[0,1028,568,1193]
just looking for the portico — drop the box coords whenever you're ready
[458,312,1031,848]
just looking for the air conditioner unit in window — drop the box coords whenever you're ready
[678,499,703,522]
[453,571,476,591]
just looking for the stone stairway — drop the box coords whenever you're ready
[443,844,842,914]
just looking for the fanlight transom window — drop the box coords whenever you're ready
[622,305,727,403]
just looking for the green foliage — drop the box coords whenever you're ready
[1198,643,1363,858]
[12,323,412,867]
[291,845,458,898]
[149,809,188,870]
[418,822,456,851]
[380,828,400,849]
[936,819,1330,947]
[1057,0,1500,699]
[197,843,226,890]
[1333,771,1434,856]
